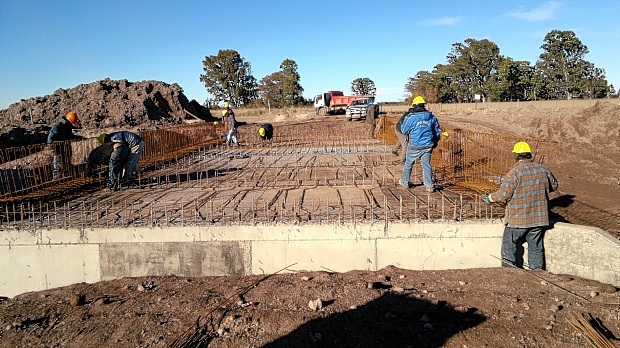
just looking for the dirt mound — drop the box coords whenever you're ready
[0,78,214,148]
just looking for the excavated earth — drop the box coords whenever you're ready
[1,81,619,347]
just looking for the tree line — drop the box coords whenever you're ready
[200,29,613,107]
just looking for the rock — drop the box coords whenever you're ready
[455,306,469,313]
[540,280,548,286]
[399,275,406,279]
[599,284,617,293]
[590,290,599,298]
[300,276,311,281]
[545,324,553,330]
[137,285,145,292]
[308,298,323,311]
[550,305,562,312]
[93,298,107,307]
[458,281,467,286]
[69,293,85,307]
[392,286,404,293]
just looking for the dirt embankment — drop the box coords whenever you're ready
[0,78,214,148]
[437,101,620,235]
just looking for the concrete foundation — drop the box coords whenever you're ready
[1,221,618,298]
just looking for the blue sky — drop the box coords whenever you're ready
[1,1,618,109]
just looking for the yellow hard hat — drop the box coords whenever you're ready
[442,131,449,137]
[65,111,79,126]
[512,141,532,154]
[97,133,108,144]
[221,109,228,117]
[412,96,426,105]
[259,127,266,137]
[213,121,219,125]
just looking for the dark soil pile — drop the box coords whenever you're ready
[0,78,214,148]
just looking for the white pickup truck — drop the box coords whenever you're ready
[345,97,379,121]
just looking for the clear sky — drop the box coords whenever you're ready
[1,0,618,109]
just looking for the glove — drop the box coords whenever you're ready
[482,194,492,205]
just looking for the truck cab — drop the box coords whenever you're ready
[345,97,378,121]
[314,91,344,116]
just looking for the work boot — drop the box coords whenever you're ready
[398,179,410,188]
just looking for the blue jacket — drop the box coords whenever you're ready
[399,108,441,148]
[109,131,143,148]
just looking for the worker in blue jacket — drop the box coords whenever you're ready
[399,96,441,192]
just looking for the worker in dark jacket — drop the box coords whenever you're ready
[99,130,144,181]
[258,123,274,146]
[222,102,238,146]
[366,103,378,138]
[47,111,80,179]
[86,141,129,190]
[483,141,559,270]
[399,96,441,192]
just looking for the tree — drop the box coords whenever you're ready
[535,30,589,99]
[257,59,305,108]
[446,39,503,102]
[351,78,376,96]
[405,66,456,104]
[579,62,608,98]
[490,59,533,101]
[279,59,305,106]
[258,71,286,107]
[200,49,258,106]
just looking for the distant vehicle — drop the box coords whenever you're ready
[313,91,363,116]
[345,97,378,121]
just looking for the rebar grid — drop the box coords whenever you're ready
[0,118,557,230]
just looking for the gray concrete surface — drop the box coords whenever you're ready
[1,221,618,298]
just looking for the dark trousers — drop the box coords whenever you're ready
[501,226,546,270]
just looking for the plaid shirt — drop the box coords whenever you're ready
[489,159,558,228]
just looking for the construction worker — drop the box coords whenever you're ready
[98,130,144,182]
[366,102,377,138]
[47,111,80,179]
[482,141,559,270]
[391,109,409,163]
[258,123,273,146]
[222,102,238,146]
[399,96,441,192]
[86,141,129,191]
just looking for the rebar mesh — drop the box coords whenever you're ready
[0,118,557,229]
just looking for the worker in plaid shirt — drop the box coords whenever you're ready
[482,141,559,270]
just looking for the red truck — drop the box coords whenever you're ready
[313,91,362,116]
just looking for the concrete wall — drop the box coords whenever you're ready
[1,222,618,298]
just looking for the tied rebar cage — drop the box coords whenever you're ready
[0,118,557,230]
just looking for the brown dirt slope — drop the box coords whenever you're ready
[436,101,620,237]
